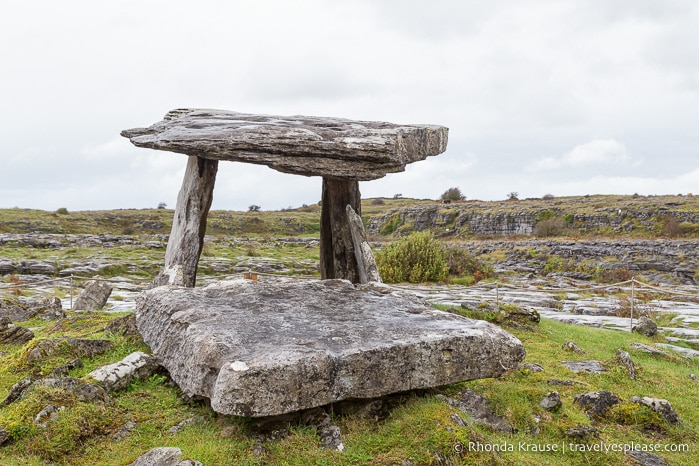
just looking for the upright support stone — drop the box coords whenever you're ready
[320,178,361,282]
[156,156,218,287]
[346,205,381,284]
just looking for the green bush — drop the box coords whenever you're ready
[56,207,69,215]
[444,247,495,282]
[376,232,448,283]
[440,187,465,202]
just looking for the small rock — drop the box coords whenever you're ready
[519,363,544,373]
[562,360,606,374]
[34,377,110,403]
[252,444,266,457]
[531,415,541,435]
[633,316,657,337]
[0,428,9,446]
[690,373,699,382]
[439,389,514,434]
[220,425,240,438]
[616,349,636,380]
[539,391,562,412]
[112,421,138,440]
[105,314,140,339]
[1,377,34,406]
[168,415,206,434]
[573,390,621,419]
[627,449,668,466]
[562,341,585,354]
[177,461,204,466]
[130,447,182,466]
[28,297,65,321]
[547,379,584,386]
[565,425,599,439]
[25,338,113,364]
[630,396,680,424]
[34,404,66,427]
[450,413,467,427]
[88,351,160,393]
[301,408,345,451]
[73,280,113,311]
[0,322,34,345]
[629,343,667,356]
[50,358,83,378]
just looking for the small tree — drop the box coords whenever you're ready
[507,192,519,201]
[248,204,261,212]
[440,187,465,202]
[157,202,167,209]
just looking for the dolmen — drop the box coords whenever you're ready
[136,277,525,417]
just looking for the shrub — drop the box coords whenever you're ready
[507,192,519,201]
[376,232,448,283]
[444,247,494,282]
[248,205,261,212]
[533,218,568,237]
[157,202,167,209]
[440,187,465,202]
[370,198,385,206]
[661,216,681,237]
[56,207,69,215]
[542,193,555,200]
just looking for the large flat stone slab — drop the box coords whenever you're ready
[135,278,525,417]
[121,109,448,180]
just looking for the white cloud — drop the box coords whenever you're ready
[527,139,634,172]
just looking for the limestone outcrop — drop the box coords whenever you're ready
[136,277,525,417]
[121,109,448,180]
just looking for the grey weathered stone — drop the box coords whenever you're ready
[627,449,668,466]
[519,363,544,373]
[630,396,680,424]
[346,204,381,284]
[0,297,64,322]
[439,388,514,433]
[562,341,585,354]
[73,280,112,311]
[301,408,345,451]
[34,378,110,403]
[562,360,606,374]
[630,342,668,356]
[539,391,562,412]
[1,377,34,407]
[0,428,9,446]
[113,421,137,440]
[49,358,83,378]
[105,313,140,339]
[0,318,34,344]
[130,447,182,466]
[616,349,636,380]
[633,316,658,337]
[135,277,525,417]
[154,156,218,288]
[121,109,449,181]
[34,404,66,427]
[88,351,160,392]
[25,338,113,364]
[565,425,599,439]
[573,391,621,420]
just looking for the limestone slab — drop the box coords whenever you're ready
[135,277,525,417]
[121,109,448,180]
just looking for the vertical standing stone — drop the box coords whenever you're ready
[346,205,381,284]
[320,178,361,282]
[156,156,218,287]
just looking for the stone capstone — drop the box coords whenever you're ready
[121,109,449,181]
[88,351,161,392]
[73,280,112,311]
[135,277,525,417]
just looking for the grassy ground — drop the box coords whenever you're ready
[1,308,697,465]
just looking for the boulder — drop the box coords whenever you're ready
[0,297,64,322]
[122,109,449,181]
[73,280,112,311]
[0,317,34,345]
[573,390,621,420]
[130,447,182,466]
[34,378,110,403]
[616,349,636,380]
[135,277,525,417]
[562,360,606,374]
[539,391,562,412]
[562,341,585,354]
[25,338,113,364]
[88,351,161,392]
[630,396,680,424]
[633,316,658,337]
[627,449,668,466]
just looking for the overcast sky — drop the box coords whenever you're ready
[2,0,698,211]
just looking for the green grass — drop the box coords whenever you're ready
[1,308,698,465]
